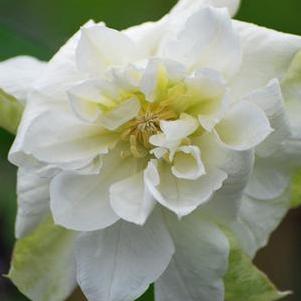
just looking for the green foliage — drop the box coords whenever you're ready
[224,230,289,301]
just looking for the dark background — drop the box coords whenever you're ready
[0,0,301,300]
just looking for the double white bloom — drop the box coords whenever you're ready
[1,0,301,300]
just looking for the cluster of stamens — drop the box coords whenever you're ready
[121,103,176,158]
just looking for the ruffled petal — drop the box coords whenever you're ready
[155,212,229,301]
[145,160,227,217]
[159,6,241,78]
[196,133,254,222]
[110,171,156,225]
[231,192,290,258]
[171,145,206,180]
[243,79,291,157]
[76,210,174,301]
[215,101,273,151]
[0,56,45,103]
[76,24,140,76]
[50,149,142,231]
[15,168,50,239]
[160,113,199,141]
[230,20,301,100]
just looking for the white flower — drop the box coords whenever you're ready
[2,0,301,301]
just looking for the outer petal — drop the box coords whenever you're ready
[155,212,229,301]
[123,0,240,58]
[9,218,77,301]
[76,210,174,301]
[230,20,301,100]
[231,192,290,258]
[110,171,156,225]
[243,79,291,157]
[145,160,227,217]
[0,56,45,103]
[33,21,96,100]
[195,133,254,222]
[245,158,290,201]
[15,168,50,239]
[76,25,140,76]
[171,0,241,17]
[21,107,117,166]
[159,6,241,78]
[215,101,273,151]
[282,50,301,139]
[50,149,142,231]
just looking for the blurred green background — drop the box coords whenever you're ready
[0,0,301,300]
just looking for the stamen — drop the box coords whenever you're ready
[121,103,176,158]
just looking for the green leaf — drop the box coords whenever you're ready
[8,217,77,301]
[0,89,23,134]
[291,169,301,208]
[224,230,290,301]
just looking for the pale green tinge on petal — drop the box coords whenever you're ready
[291,169,301,208]
[0,89,23,134]
[8,217,77,301]
[281,50,301,140]
[224,230,290,301]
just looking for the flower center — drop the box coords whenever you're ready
[121,103,176,158]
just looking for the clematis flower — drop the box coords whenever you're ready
[1,0,301,300]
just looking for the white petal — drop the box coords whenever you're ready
[185,68,228,131]
[76,210,174,301]
[123,21,166,57]
[76,24,139,76]
[34,21,96,100]
[196,133,254,222]
[243,79,291,157]
[50,172,119,231]
[0,56,45,103]
[140,59,186,102]
[15,168,50,239]
[282,51,301,140]
[231,192,290,258]
[159,6,241,78]
[145,160,227,217]
[23,108,117,166]
[245,158,290,201]
[50,149,142,231]
[229,20,301,100]
[155,212,229,301]
[149,133,181,150]
[171,0,240,17]
[98,98,140,130]
[171,145,206,180]
[160,113,199,141]
[68,80,111,123]
[110,171,156,225]
[215,101,273,151]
